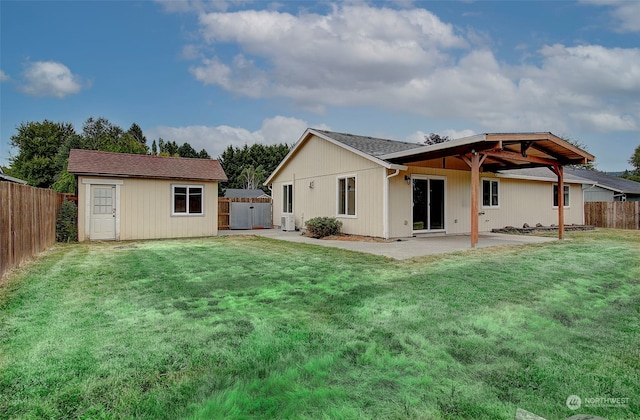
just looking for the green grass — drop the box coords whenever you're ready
[1,229,638,419]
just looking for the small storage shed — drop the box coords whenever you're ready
[68,149,227,241]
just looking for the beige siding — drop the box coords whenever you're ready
[78,176,218,241]
[271,134,386,237]
[389,168,585,237]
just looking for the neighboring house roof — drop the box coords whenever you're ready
[564,168,640,194]
[68,149,227,181]
[499,167,640,193]
[0,168,28,184]
[224,188,271,199]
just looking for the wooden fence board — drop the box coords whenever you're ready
[584,201,640,230]
[1,182,64,280]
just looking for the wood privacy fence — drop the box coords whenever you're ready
[1,182,65,280]
[218,197,272,230]
[584,201,640,230]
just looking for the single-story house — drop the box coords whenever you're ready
[68,149,227,241]
[566,168,640,202]
[265,129,594,246]
[223,188,271,199]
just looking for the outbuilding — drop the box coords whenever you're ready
[68,149,227,241]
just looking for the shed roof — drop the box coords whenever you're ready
[68,149,227,181]
[0,168,28,184]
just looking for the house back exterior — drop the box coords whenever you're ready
[266,129,592,239]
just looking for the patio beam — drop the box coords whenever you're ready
[482,149,559,167]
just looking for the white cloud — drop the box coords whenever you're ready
[0,70,9,82]
[146,116,324,158]
[20,61,85,98]
[178,4,640,137]
[442,129,476,139]
[582,0,640,32]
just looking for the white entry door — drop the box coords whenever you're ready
[90,185,116,240]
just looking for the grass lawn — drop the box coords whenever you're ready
[0,230,638,419]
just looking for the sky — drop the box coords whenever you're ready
[1,0,639,172]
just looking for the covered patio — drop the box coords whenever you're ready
[381,132,595,247]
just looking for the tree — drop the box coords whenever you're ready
[621,144,640,182]
[151,140,158,155]
[561,135,596,170]
[127,123,147,145]
[629,144,640,173]
[177,142,198,158]
[239,165,265,189]
[424,133,451,145]
[218,143,290,193]
[81,117,148,154]
[7,120,76,188]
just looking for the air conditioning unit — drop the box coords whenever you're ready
[281,215,295,231]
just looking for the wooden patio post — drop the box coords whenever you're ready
[470,152,480,247]
[556,164,564,240]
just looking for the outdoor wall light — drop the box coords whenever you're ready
[404,175,411,185]
[309,181,314,189]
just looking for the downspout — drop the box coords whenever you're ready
[383,168,401,239]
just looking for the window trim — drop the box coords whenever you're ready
[481,178,500,209]
[282,183,293,214]
[171,184,205,216]
[336,174,357,218]
[552,184,570,208]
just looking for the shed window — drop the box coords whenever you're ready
[553,184,570,208]
[172,185,203,215]
[482,179,499,207]
[337,176,356,216]
[283,184,293,214]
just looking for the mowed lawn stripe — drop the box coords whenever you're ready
[0,231,638,419]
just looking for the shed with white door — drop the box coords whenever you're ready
[68,149,227,241]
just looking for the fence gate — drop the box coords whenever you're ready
[229,202,272,229]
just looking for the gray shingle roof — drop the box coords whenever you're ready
[565,168,640,194]
[313,129,423,157]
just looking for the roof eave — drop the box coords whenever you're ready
[71,172,227,182]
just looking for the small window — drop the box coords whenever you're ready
[482,179,499,207]
[553,184,570,207]
[337,176,356,216]
[283,184,293,214]
[172,185,203,215]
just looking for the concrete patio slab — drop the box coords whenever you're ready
[219,229,556,260]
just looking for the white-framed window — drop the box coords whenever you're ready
[282,183,293,214]
[482,179,499,208]
[553,184,570,208]
[172,184,204,216]
[337,175,356,217]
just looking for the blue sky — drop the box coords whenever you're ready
[1,0,639,171]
